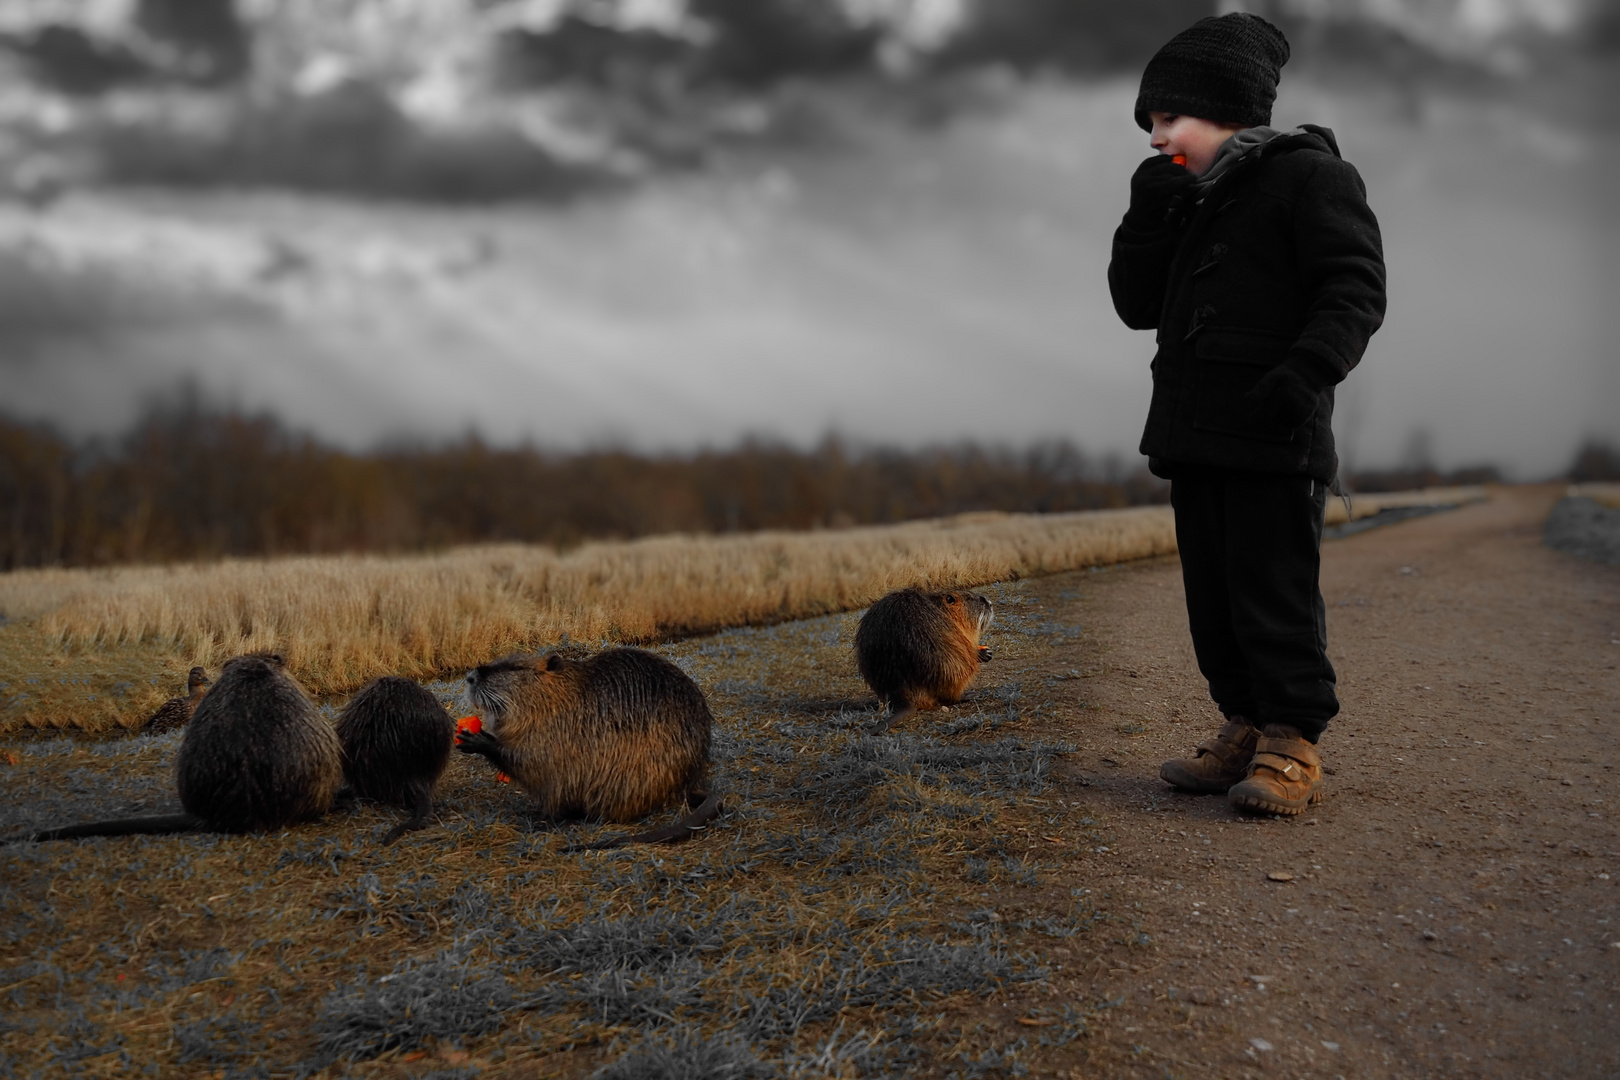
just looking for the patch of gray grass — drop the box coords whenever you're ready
[509,907,733,975]
[539,960,709,1029]
[273,840,355,874]
[147,947,242,993]
[173,1010,264,1066]
[944,1037,1031,1079]
[782,1021,921,1079]
[798,735,1072,802]
[591,1025,775,1080]
[310,950,522,1065]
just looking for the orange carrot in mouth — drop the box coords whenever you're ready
[1172,154,1187,167]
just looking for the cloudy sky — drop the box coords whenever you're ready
[0,58,1609,478]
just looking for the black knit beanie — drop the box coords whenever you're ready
[1134,13,1290,132]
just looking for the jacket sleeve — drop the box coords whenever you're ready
[1281,156,1387,389]
[1107,214,1179,331]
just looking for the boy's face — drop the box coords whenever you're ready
[1149,112,1248,176]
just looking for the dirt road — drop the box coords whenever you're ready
[1009,483,1619,1078]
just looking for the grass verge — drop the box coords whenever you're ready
[0,590,1123,1077]
[0,508,1177,733]
[0,491,1485,734]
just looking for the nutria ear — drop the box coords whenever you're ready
[545,653,564,672]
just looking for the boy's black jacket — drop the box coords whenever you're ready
[1108,125,1386,483]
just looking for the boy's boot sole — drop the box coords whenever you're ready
[1160,718,1259,795]
[1228,734,1324,816]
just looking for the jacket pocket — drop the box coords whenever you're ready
[1192,328,1298,444]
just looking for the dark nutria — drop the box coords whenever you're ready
[144,666,211,736]
[855,587,995,733]
[335,676,456,845]
[458,648,721,851]
[16,653,341,842]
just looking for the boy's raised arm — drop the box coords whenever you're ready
[1108,155,1196,331]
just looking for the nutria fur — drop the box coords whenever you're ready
[335,676,456,844]
[17,653,341,842]
[855,587,994,733]
[459,648,721,850]
[144,666,211,736]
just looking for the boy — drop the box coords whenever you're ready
[1107,13,1386,815]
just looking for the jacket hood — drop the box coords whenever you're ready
[1193,123,1340,192]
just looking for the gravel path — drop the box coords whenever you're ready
[988,483,1619,1079]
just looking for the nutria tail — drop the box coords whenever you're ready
[13,813,205,843]
[561,791,725,854]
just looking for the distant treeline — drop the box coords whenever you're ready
[0,403,1167,570]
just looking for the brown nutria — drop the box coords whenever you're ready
[16,653,341,842]
[143,666,211,736]
[458,648,721,851]
[335,676,456,845]
[855,587,995,733]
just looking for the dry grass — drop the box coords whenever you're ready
[0,587,1115,1078]
[1327,485,1488,524]
[0,508,1177,732]
[1569,483,1620,510]
[0,491,1486,733]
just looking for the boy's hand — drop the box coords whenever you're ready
[1244,366,1320,430]
[1125,154,1196,228]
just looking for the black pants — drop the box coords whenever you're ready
[1170,470,1337,742]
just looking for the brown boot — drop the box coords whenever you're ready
[1160,717,1259,794]
[1228,727,1324,816]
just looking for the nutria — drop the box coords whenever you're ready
[143,666,211,736]
[458,648,721,851]
[855,587,995,733]
[335,676,456,845]
[15,653,341,842]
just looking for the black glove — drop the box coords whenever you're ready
[1243,365,1320,430]
[1124,154,1196,229]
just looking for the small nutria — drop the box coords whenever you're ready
[458,648,722,851]
[18,653,341,842]
[855,587,995,733]
[144,667,211,736]
[335,676,456,845]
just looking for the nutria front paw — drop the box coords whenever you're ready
[455,729,501,759]
[978,646,993,663]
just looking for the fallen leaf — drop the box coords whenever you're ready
[1,751,18,766]
[399,1051,427,1063]
[1042,835,1064,844]
[1267,871,1295,882]
[1017,1017,1057,1027]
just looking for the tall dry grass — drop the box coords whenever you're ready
[1328,485,1488,523]
[0,487,1486,717]
[3,507,1180,697]
[1569,483,1620,510]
